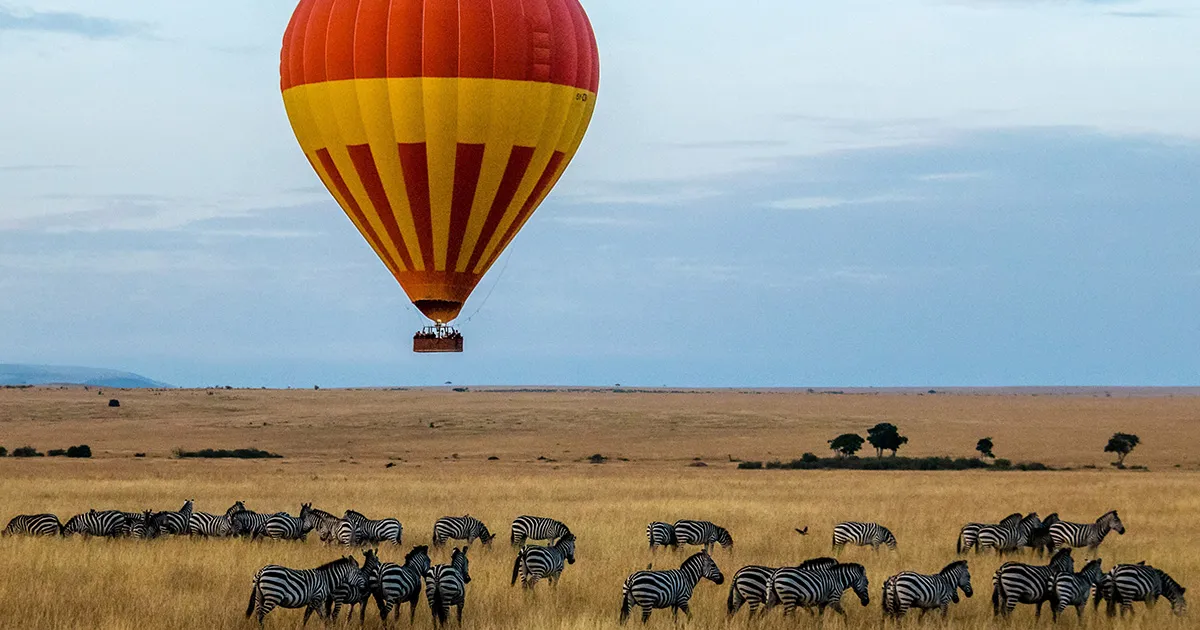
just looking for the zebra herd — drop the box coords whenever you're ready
[3,504,1188,624]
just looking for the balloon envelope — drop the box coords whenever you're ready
[281,0,600,323]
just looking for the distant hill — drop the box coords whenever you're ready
[0,364,172,388]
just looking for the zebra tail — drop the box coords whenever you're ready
[619,584,633,624]
[956,532,963,554]
[726,582,736,615]
[245,580,258,618]
[511,549,523,586]
[431,582,448,626]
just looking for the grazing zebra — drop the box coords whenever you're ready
[958,513,1022,554]
[766,562,870,617]
[673,520,733,552]
[344,509,402,545]
[369,545,431,624]
[1025,513,1060,556]
[432,516,495,547]
[62,510,127,537]
[727,558,838,617]
[3,513,62,536]
[245,556,359,626]
[882,560,972,619]
[424,546,472,626]
[991,548,1074,617]
[511,532,576,589]
[1049,558,1104,621]
[619,551,724,624]
[259,503,319,541]
[1096,563,1187,617]
[832,522,897,553]
[148,499,194,538]
[1049,510,1124,553]
[646,522,678,552]
[510,515,570,547]
[978,513,1042,555]
[117,511,152,538]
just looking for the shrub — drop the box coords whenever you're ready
[12,446,44,458]
[48,449,67,457]
[588,454,607,464]
[108,399,120,407]
[134,453,147,458]
[734,455,1048,472]
[67,445,92,458]
[173,448,282,459]
[737,461,763,470]
[992,458,1012,469]
[0,446,7,457]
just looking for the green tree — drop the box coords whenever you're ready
[866,423,909,457]
[1104,433,1140,468]
[976,437,995,459]
[828,433,865,459]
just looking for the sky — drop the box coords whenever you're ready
[1,0,1197,388]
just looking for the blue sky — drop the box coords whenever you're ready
[1,0,1197,387]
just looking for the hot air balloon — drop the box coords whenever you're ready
[280,0,600,353]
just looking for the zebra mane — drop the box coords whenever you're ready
[1098,510,1119,522]
[999,513,1023,527]
[681,551,711,568]
[344,509,366,519]
[307,506,337,519]
[940,560,969,575]
[313,556,358,571]
[405,545,430,564]
[799,557,838,569]
[1042,512,1060,524]
[1048,548,1073,569]
[1018,512,1040,526]
[1157,569,1186,597]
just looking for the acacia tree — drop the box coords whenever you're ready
[1105,433,1141,468]
[829,433,865,459]
[866,423,909,457]
[976,438,995,460]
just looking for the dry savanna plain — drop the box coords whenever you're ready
[1,387,1199,629]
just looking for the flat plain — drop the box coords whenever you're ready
[1,387,1197,629]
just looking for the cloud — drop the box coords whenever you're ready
[766,193,922,211]
[1106,10,1181,18]
[916,171,989,182]
[0,7,148,39]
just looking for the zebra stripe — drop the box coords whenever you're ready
[368,545,430,623]
[673,520,733,552]
[766,562,870,616]
[958,513,1021,554]
[432,516,494,547]
[1049,510,1125,553]
[620,551,724,624]
[1049,558,1104,621]
[245,556,358,625]
[424,547,472,626]
[231,509,278,538]
[646,522,677,551]
[343,509,402,545]
[510,515,570,546]
[882,560,972,619]
[259,503,320,541]
[117,511,152,538]
[62,510,127,538]
[189,508,235,537]
[3,513,62,536]
[148,500,194,538]
[727,558,838,617]
[329,555,371,623]
[1024,513,1060,556]
[511,533,576,589]
[832,522,897,552]
[978,513,1042,555]
[1097,563,1187,617]
[991,548,1074,617]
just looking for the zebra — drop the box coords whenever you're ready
[673,520,733,552]
[510,515,570,547]
[1026,512,1060,556]
[727,558,838,617]
[228,503,277,538]
[1049,510,1124,553]
[957,513,1022,554]
[369,545,431,624]
[991,547,1074,617]
[330,552,372,623]
[62,510,127,537]
[259,503,319,541]
[117,511,152,538]
[189,503,239,537]
[424,546,472,626]
[619,551,724,624]
[881,560,972,619]
[147,499,194,538]
[344,509,402,545]
[1049,558,1104,621]
[646,522,678,552]
[245,556,359,626]
[1096,563,1187,617]
[832,521,897,553]
[323,517,363,546]
[978,513,1041,555]
[432,516,494,547]
[3,513,62,536]
[766,562,870,617]
[511,532,576,589]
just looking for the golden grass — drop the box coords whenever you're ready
[0,388,1197,628]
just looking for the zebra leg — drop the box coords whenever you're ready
[680,603,692,620]
[641,606,653,624]
[456,603,464,625]
[830,602,847,616]
[940,604,949,618]
[1035,601,1044,619]
[918,608,928,619]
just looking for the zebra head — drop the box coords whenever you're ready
[1042,513,1061,526]
[479,525,496,546]
[998,513,1023,528]
[225,501,245,518]
[343,509,366,523]
[61,515,85,536]
[880,526,898,550]
[941,560,972,598]
[1048,548,1074,573]
[681,551,723,585]
[362,548,381,582]
[1157,570,1187,615]
[1100,510,1125,535]
[405,545,432,573]
[452,547,472,584]
[555,533,577,564]
[714,526,733,549]
[840,563,870,606]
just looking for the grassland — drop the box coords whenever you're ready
[0,387,1197,629]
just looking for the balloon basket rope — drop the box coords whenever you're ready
[413,325,464,353]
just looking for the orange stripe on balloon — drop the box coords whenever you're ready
[301,0,334,85]
[446,143,486,272]
[423,0,458,78]
[346,144,417,271]
[352,0,388,79]
[314,148,403,275]
[388,0,424,78]
[323,0,359,82]
[466,146,535,273]
[485,150,566,270]
[397,142,436,270]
